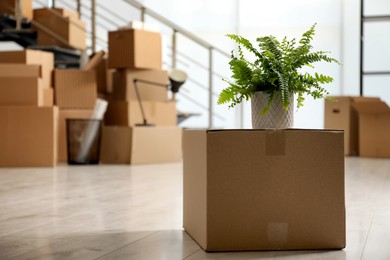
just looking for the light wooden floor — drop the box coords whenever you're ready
[1,158,390,259]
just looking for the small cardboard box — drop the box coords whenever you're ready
[34,9,86,50]
[0,50,54,88]
[100,126,182,164]
[54,69,97,109]
[0,106,58,167]
[57,109,93,162]
[324,96,381,155]
[0,0,33,19]
[353,99,390,158]
[183,129,345,251]
[33,8,79,20]
[105,101,176,126]
[113,69,168,102]
[108,29,162,69]
[0,77,44,106]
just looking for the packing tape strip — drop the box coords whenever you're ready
[265,131,286,156]
[267,222,288,247]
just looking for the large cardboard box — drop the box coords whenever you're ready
[113,69,168,102]
[324,96,381,155]
[105,101,176,126]
[0,0,33,19]
[353,99,390,158]
[58,109,93,162]
[0,106,58,167]
[183,129,345,251]
[100,126,182,164]
[33,8,86,50]
[108,29,162,69]
[0,50,54,88]
[54,69,97,109]
[0,77,44,106]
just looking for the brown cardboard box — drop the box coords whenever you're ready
[54,69,97,109]
[58,109,93,162]
[83,54,111,94]
[0,77,44,106]
[183,129,345,251]
[105,101,176,126]
[43,87,54,106]
[108,29,162,69]
[0,0,33,19]
[353,99,390,158]
[33,8,79,20]
[0,50,54,88]
[113,69,168,102]
[324,96,381,155]
[0,64,41,78]
[34,9,86,50]
[0,106,58,167]
[100,126,182,164]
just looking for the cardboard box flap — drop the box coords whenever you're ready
[353,100,390,114]
[83,50,105,71]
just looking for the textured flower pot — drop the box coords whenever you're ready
[251,91,294,129]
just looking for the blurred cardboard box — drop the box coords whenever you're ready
[43,87,54,106]
[57,109,93,162]
[0,106,58,167]
[324,96,380,155]
[54,69,97,109]
[0,50,54,88]
[0,64,41,78]
[33,8,86,50]
[112,69,168,102]
[33,8,79,20]
[0,77,44,106]
[183,129,345,251]
[353,99,390,158]
[82,52,113,94]
[108,28,162,69]
[100,126,182,164]
[0,0,32,19]
[105,101,176,126]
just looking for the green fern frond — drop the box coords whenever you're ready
[226,34,262,59]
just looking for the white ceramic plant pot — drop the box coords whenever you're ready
[251,91,294,129]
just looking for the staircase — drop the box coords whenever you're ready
[0,0,233,128]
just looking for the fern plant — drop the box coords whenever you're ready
[218,23,340,114]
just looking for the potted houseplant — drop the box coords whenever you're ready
[218,23,340,129]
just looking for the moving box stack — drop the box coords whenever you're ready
[33,8,86,50]
[325,96,390,158]
[0,50,58,167]
[100,26,182,164]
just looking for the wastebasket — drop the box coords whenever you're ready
[66,119,102,165]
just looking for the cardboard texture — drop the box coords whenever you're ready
[113,69,168,102]
[83,51,105,71]
[108,29,162,69]
[0,77,44,106]
[105,101,177,126]
[54,69,97,109]
[354,99,390,158]
[0,50,54,88]
[33,8,79,20]
[324,96,381,155]
[58,109,93,162]
[0,0,33,19]
[33,9,86,50]
[0,106,58,167]
[183,129,345,251]
[0,64,41,78]
[84,54,111,94]
[43,87,54,106]
[100,126,182,164]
